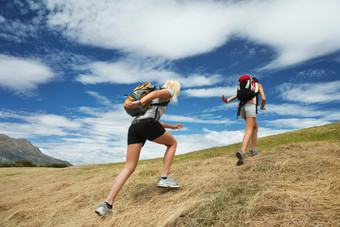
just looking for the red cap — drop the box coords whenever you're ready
[239,75,250,82]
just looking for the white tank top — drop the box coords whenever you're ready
[251,83,259,102]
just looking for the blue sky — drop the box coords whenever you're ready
[0,0,339,165]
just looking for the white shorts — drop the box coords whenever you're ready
[240,102,257,120]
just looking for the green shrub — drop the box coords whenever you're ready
[48,163,69,168]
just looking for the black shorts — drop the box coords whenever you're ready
[127,118,166,145]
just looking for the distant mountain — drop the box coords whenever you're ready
[0,134,72,166]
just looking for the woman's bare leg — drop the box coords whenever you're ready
[105,143,143,205]
[152,130,177,177]
[251,121,259,151]
[241,117,256,152]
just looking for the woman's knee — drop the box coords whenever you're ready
[166,136,177,148]
[124,163,137,174]
[153,131,177,147]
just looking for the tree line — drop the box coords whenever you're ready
[0,160,69,168]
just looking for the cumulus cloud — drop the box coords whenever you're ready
[86,91,113,106]
[0,110,82,138]
[46,0,340,69]
[265,104,328,118]
[182,86,236,98]
[0,55,55,94]
[278,80,340,104]
[264,118,331,129]
[77,59,223,87]
[46,0,236,59]
[241,0,340,68]
[163,114,233,125]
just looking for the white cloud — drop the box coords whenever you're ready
[182,86,236,98]
[278,80,340,104]
[77,60,173,85]
[241,0,340,68]
[46,0,340,68]
[46,0,236,60]
[0,55,55,94]
[163,114,233,125]
[0,15,5,23]
[203,102,239,114]
[76,59,222,87]
[322,112,340,121]
[39,138,128,166]
[265,104,327,118]
[264,118,331,129]
[0,111,82,137]
[86,91,112,106]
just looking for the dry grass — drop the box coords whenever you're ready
[1,123,339,227]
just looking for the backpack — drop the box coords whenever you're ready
[236,75,256,101]
[236,75,258,117]
[124,82,169,117]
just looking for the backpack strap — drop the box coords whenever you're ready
[237,101,246,118]
[151,100,170,121]
[148,86,171,121]
[255,92,259,114]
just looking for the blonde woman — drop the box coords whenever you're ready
[95,79,183,216]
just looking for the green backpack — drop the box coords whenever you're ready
[124,82,169,117]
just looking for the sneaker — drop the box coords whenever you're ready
[157,176,180,188]
[95,202,115,216]
[250,150,259,156]
[236,150,246,160]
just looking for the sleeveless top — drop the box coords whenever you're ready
[135,88,174,121]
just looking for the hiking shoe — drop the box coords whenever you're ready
[95,202,115,216]
[250,150,259,156]
[157,176,180,188]
[236,150,246,160]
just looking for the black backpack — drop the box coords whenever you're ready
[236,75,258,117]
[237,75,256,101]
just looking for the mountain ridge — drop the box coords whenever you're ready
[0,134,72,166]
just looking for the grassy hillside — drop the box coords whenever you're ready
[0,122,339,226]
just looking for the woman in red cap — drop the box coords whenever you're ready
[221,76,266,165]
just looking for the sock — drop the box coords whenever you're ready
[105,202,112,209]
[161,177,167,179]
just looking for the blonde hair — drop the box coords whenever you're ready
[163,79,181,103]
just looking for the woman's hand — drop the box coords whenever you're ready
[173,123,184,130]
[221,95,229,103]
[123,100,140,109]
[160,122,184,129]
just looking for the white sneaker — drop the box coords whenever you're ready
[157,176,180,188]
[250,150,259,156]
[95,202,116,216]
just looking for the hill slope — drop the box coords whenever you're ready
[0,123,339,226]
[0,134,72,166]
